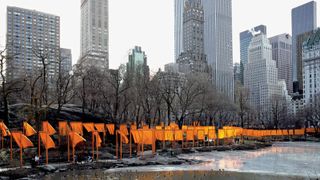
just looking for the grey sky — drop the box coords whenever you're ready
[1,0,319,73]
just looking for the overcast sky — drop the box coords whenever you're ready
[1,0,319,73]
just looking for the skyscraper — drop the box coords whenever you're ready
[6,6,60,81]
[127,46,149,79]
[302,28,320,105]
[174,0,185,60]
[240,25,267,84]
[244,34,285,112]
[291,1,317,92]
[174,0,234,100]
[80,0,109,69]
[177,0,210,75]
[269,34,293,94]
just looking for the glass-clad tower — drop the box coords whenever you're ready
[291,1,317,92]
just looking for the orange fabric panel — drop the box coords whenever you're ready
[175,130,184,141]
[106,124,115,135]
[23,122,36,137]
[58,121,69,136]
[270,130,277,136]
[165,130,174,141]
[131,130,142,143]
[142,130,154,145]
[143,125,149,130]
[69,131,86,148]
[118,131,129,144]
[306,128,315,133]
[93,131,102,147]
[262,130,270,136]
[218,130,225,139]
[276,130,283,136]
[131,124,137,130]
[70,122,83,135]
[11,131,34,149]
[187,126,194,130]
[282,130,289,136]
[208,129,216,139]
[289,129,294,135]
[242,129,248,136]
[225,129,235,138]
[294,129,305,135]
[0,122,11,136]
[155,126,162,130]
[39,132,55,149]
[246,129,254,137]
[155,130,165,141]
[170,123,179,130]
[120,124,128,136]
[235,128,243,136]
[95,123,105,133]
[182,125,188,130]
[83,123,95,132]
[42,121,56,135]
[197,130,205,140]
[186,129,194,141]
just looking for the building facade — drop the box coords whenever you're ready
[291,1,317,92]
[174,0,234,100]
[240,25,267,84]
[233,62,241,84]
[244,34,285,112]
[177,0,211,75]
[79,0,109,69]
[174,0,185,60]
[302,28,320,105]
[127,46,149,79]
[60,48,72,74]
[6,6,60,81]
[269,34,293,94]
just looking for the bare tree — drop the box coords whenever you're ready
[0,48,26,125]
[235,82,250,128]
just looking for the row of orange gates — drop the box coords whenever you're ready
[0,120,318,167]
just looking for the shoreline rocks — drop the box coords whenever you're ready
[0,141,272,179]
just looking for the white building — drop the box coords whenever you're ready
[244,34,287,112]
[302,28,320,105]
[79,0,109,69]
[269,34,293,94]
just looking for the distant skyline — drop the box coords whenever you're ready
[1,0,320,74]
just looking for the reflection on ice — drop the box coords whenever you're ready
[107,142,320,178]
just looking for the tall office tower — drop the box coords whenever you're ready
[240,25,267,84]
[6,7,60,82]
[174,0,185,60]
[269,34,293,94]
[80,0,109,69]
[174,0,234,100]
[60,48,72,74]
[302,28,320,105]
[203,0,233,100]
[244,34,285,112]
[291,1,317,93]
[177,0,210,75]
[127,46,150,79]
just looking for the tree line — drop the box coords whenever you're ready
[0,46,319,131]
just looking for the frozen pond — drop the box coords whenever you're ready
[107,142,320,178]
